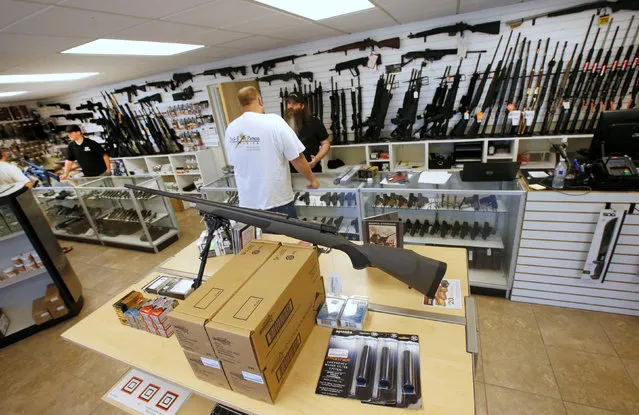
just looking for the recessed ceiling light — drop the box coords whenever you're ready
[0,73,99,84]
[0,91,27,97]
[62,39,204,56]
[255,0,374,20]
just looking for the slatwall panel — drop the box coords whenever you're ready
[24,0,638,147]
[511,190,639,316]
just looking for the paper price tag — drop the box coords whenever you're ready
[598,14,610,26]
[509,110,521,125]
[200,357,221,369]
[457,33,468,57]
[413,91,419,99]
[468,250,473,261]
[328,273,343,295]
[366,53,380,69]
[487,248,492,256]
[463,112,470,120]
[562,101,570,109]
[525,111,535,126]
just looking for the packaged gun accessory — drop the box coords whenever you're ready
[316,295,347,328]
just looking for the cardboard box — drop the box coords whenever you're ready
[206,244,325,402]
[32,297,53,325]
[48,302,68,319]
[168,240,280,358]
[183,349,231,390]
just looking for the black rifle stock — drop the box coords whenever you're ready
[252,54,306,75]
[408,21,501,41]
[400,48,485,67]
[257,71,313,88]
[332,55,382,76]
[173,72,195,87]
[315,37,400,55]
[146,80,175,91]
[113,84,147,102]
[124,184,447,298]
[201,65,246,80]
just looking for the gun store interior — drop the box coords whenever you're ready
[2,0,639,414]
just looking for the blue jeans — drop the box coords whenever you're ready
[267,200,298,218]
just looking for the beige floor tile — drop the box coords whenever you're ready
[475,381,488,415]
[476,295,539,336]
[595,313,639,360]
[547,346,639,414]
[485,384,566,414]
[91,402,128,415]
[533,304,616,356]
[483,351,561,399]
[564,402,626,415]
[622,359,639,390]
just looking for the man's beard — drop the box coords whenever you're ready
[285,108,304,136]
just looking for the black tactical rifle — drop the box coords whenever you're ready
[315,37,400,55]
[350,78,362,143]
[423,59,464,138]
[201,65,246,80]
[507,0,639,28]
[172,72,195,87]
[332,55,382,77]
[51,112,94,122]
[251,54,306,75]
[256,71,313,88]
[340,88,347,144]
[612,17,639,109]
[418,67,450,137]
[450,35,503,137]
[137,93,163,104]
[529,40,562,135]
[76,101,105,112]
[499,36,527,136]
[124,184,448,299]
[329,78,342,144]
[146,80,175,91]
[458,54,482,116]
[408,21,501,41]
[487,33,523,137]
[363,74,395,142]
[44,103,71,111]
[172,86,199,101]
[542,42,576,135]
[390,68,422,140]
[400,48,485,67]
[113,84,147,102]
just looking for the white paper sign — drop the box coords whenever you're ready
[418,171,452,184]
[107,369,190,415]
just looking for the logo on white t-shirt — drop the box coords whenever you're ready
[229,133,260,150]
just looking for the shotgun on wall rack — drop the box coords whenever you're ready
[408,21,501,41]
[124,184,448,298]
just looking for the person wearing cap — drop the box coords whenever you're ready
[60,125,110,180]
[224,86,319,218]
[0,151,32,188]
[285,91,330,173]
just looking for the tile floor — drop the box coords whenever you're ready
[0,208,638,414]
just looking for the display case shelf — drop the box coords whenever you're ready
[469,269,508,289]
[0,231,25,242]
[0,268,48,290]
[404,233,505,249]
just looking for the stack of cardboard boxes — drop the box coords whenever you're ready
[31,284,69,325]
[112,291,178,338]
[169,239,326,403]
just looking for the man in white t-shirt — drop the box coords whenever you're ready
[0,151,32,188]
[224,86,319,217]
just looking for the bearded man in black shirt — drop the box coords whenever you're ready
[60,125,111,180]
[286,91,330,173]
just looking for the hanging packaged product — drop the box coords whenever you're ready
[316,295,347,328]
[316,329,421,409]
[339,296,369,329]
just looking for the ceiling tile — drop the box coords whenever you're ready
[198,29,252,45]
[459,0,521,14]
[178,45,241,59]
[374,0,457,24]
[267,22,344,42]
[0,0,49,29]
[321,8,397,34]
[109,21,208,43]
[220,11,307,34]
[216,35,296,51]
[0,33,92,57]
[164,0,277,29]
[58,0,212,19]
[1,6,146,37]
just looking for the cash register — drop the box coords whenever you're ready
[585,109,639,190]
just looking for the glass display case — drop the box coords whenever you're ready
[360,172,525,294]
[1,184,83,348]
[201,173,364,240]
[34,176,180,253]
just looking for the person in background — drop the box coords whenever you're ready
[285,91,330,173]
[0,151,33,188]
[60,125,110,180]
[224,86,319,218]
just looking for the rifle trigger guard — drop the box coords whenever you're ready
[315,245,332,255]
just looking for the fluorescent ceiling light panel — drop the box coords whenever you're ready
[0,91,27,97]
[0,73,98,84]
[255,0,374,20]
[62,39,204,56]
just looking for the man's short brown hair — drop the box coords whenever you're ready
[238,86,260,106]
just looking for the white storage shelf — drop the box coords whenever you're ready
[330,134,592,171]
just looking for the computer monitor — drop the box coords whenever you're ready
[589,109,639,160]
